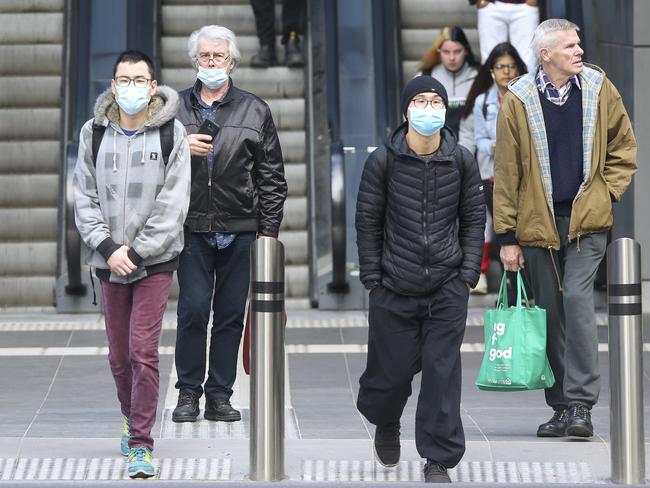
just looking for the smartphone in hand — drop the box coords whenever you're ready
[198,119,220,141]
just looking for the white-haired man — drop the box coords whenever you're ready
[172,25,287,423]
[494,19,637,438]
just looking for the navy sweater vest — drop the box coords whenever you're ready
[539,87,583,216]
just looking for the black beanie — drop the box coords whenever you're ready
[401,75,449,117]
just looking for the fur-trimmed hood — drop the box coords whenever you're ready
[93,85,179,129]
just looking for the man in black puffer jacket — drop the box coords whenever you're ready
[355,76,484,483]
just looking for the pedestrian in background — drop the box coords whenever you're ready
[172,25,287,425]
[417,26,479,135]
[356,76,485,483]
[471,0,540,72]
[74,50,191,478]
[250,0,305,67]
[460,42,528,294]
[494,19,637,439]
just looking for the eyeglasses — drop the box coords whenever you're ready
[493,63,517,71]
[114,76,151,88]
[197,52,231,65]
[410,98,445,109]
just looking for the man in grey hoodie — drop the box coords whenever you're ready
[73,50,190,479]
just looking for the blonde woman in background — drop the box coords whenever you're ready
[417,26,479,135]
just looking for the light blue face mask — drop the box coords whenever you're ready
[408,107,446,136]
[115,84,151,115]
[197,66,229,89]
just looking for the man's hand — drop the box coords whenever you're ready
[500,244,525,272]
[107,245,137,277]
[187,133,213,157]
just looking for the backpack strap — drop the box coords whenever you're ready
[91,122,106,168]
[159,118,175,166]
[90,118,176,167]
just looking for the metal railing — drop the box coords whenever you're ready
[55,0,92,310]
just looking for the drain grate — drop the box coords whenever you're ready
[0,457,230,481]
[302,460,594,483]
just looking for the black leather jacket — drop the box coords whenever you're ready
[356,124,485,296]
[177,80,287,236]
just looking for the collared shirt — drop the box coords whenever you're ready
[193,81,237,250]
[535,66,581,106]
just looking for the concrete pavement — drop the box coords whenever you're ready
[0,305,648,484]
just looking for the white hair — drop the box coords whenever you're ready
[187,25,241,69]
[531,18,580,62]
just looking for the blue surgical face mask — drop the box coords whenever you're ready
[115,85,151,115]
[197,66,229,89]
[408,107,446,136]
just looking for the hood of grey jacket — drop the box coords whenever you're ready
[93,85,179,129]
[428,62,478,100]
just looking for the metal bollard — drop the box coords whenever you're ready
[607,238,645,484]
[249,237,285,481]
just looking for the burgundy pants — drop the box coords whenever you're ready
[101,272,173,451]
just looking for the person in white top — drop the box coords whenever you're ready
[473,0,540,72]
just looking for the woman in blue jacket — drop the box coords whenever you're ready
[461,42,527,293]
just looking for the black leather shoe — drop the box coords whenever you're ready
[204,398,241,422]
[566,404,594,437]
[172,390,200,423]
[373,422,400,467]
[424,460,451,483]
[284,32,304,68]
[536,408,569,437]
[250,44,276,68]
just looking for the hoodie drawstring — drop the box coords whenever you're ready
[548,246,563,292]
[141,130,146,163]
[112,130,117,172]
[88,267,97,306]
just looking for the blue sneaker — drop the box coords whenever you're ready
[127,446,155,479]
[120,416,130,456]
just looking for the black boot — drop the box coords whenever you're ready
[250,44,276,68]
[566,404,593,437]
[284,32,304,68]
[172,390,200,423]
[204,397,241,422]
[536,408,569,437]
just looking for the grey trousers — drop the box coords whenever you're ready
[522,216,607,409]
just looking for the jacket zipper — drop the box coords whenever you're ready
[423,162,430,283]
[567,175,590,242]
[207,169,213,231]
[548,246,563,292]
[123,136,132,243]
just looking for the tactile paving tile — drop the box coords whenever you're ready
[160,407,300,440]
[301,460,594,483]
[0,457,230,481]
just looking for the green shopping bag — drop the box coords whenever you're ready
[475,271,555,391]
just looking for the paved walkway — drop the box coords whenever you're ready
[0,306,647,484]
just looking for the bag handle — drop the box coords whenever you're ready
[496,272,509,309]
[516,270,531,310]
